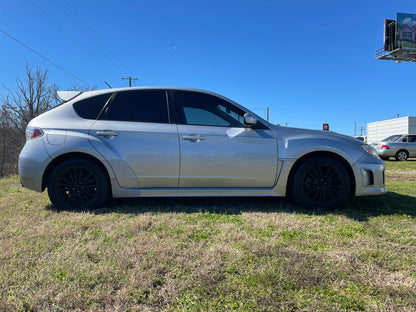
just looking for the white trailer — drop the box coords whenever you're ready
[367,116,416,143]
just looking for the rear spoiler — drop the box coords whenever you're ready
[57,91,83,102]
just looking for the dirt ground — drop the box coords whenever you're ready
[385,159,416,181]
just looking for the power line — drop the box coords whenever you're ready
[0,27,89,85]
[60,0,129,74]
[26,0,98,64]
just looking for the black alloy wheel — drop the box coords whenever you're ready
[48,159,109,210]
[291,157,350,210]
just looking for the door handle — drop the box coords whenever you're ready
[96,130,119,137]
[182,134,205,141]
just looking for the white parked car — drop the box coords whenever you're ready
[19,87,386,210]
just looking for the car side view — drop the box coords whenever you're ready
[19,87,386,210]
[371,134,416,161]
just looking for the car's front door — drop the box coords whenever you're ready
[89,90,180,188]
[171,90,278,188]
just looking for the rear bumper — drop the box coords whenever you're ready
[18,138,51,192]
[375,148,395,157]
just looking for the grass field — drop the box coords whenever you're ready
[1,161,416,311]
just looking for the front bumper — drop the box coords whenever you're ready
[353,154,386,196]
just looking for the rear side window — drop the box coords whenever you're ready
[73,93,112,119]
[101,90,168,123]
[408,135,416,143]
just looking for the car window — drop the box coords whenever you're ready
[73,93,112,119]
[172,91,246,127]
[183,107,233,126]
[101,90,168,123]
[408,135,416,143]
[383,135,402,142]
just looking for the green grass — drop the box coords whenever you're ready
[1,161,416,311]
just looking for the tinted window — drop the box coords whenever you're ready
[102,90,168,123]
[73,93,112,119]
[383,135,402,142]
[173,91,246,127]
[408,135,416,143]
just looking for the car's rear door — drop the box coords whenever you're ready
[89,89,180,188]
[171,90,278,188]
[407,135,416,157]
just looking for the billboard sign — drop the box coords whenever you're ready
[396,12,416,49]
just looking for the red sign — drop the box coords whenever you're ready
[323,123,329,131]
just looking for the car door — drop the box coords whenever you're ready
[89,89,180,188]
[407,135,416,157]
[171,90,278,188]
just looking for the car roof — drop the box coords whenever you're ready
[58,86,227,102]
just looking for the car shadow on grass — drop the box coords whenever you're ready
[46,191,416,222]
[341,192,416,221]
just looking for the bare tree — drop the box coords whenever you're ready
[69,83,97,92]
[1,61,59,133]
[0,62,97,177]
[0,106,24,176]
[0,62,59,177]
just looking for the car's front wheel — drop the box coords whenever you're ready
[395,150,408,161]
[291,157,350,210]
[47,159,109,210]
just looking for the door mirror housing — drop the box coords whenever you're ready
[244,113,257,126]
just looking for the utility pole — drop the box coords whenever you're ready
[121,76,138,87]
[360,126,365,136]
[266,107,269,122]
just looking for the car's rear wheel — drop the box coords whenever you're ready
[291,157,350,210]
[47,159,109,210]
[395,150,408,161]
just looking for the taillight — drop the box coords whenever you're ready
[381,145,389,149]
[25,127,44,141]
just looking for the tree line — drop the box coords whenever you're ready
[0,62,94,177]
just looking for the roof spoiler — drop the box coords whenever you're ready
[57,91,83,102]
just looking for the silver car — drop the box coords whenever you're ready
[371,134,416,161]
[19,87,386,210]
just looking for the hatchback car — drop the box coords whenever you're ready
[19,87,386,210]
[371,134,416,161]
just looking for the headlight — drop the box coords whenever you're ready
[360,144,379,158]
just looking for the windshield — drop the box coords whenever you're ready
[383,135,402,142]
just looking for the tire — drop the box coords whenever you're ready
[47,159,109,210]
[290,157,350,210]
[395,150,408,161]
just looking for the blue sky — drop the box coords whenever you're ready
[0,0,415,136]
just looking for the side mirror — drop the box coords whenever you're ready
[244,113,257,126]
